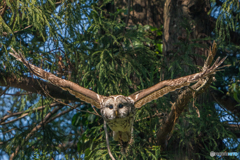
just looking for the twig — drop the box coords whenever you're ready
[0,86,9,96]
[91,104,101,117]
[1,113,28,125]
[9,105,63,160]
[0,1,7,16]
[135,112,166,122]
[122,0,131,36]
[104,120,116,160]
[128,38,135,50]
[2,25,33,36]
[45,104,80,124]
[4,92,31,96]
[0,103,60,124]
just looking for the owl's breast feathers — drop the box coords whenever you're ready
[105,114,134,132]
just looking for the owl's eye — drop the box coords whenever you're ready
[109,105,113,109]
[118,104,123,108]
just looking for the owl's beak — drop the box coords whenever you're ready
[115,110,118,116]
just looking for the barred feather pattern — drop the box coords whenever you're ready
[129,56,227,108]
[9,48,103,108]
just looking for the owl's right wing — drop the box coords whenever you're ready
[9,48,105,109]
[128,42,227,108]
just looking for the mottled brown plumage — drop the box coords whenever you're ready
[128,56,226,108]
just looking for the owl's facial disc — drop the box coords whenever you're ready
[101,95,134,120]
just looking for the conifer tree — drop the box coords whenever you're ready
[0,0,239,159]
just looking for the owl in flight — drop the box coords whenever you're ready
[9,48,226,153]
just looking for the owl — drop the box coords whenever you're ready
[9,46,226,155]
[100,95,135,147]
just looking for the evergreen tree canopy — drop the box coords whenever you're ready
[0,0,239,159]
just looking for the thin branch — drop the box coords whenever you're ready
[2,127,17,134]
[55,1,63,5]
[128,38,135,50]
[0,103,60,124]
[0,86,9,96]
[122,0,131,36]
[45,104,80,124]
[2,104,83,148]
[2,124,36,134]
[104,120,116,160]
[135,112,166,122]
[91,104,101,117]
[0,1,7,16]
[2,25,33,37]
[9,105,64,160]
[1,113,28,125]
[3,92,31,96]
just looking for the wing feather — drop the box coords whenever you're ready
[9,48,103,108]
[129,56,227,108]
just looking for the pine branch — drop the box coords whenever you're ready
[2,25,33,37]
[0,103,60,125]
[9,105,64,160]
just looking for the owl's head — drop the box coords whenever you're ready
[100,95,134,120]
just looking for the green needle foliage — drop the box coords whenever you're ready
[0,0,239,160]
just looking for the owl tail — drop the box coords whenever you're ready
[120,141,128,155]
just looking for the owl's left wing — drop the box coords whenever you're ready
[9,48,105,108]
[128,56,227,108]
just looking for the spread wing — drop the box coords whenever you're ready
[128,56,227,108]
[9,48,105,108]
